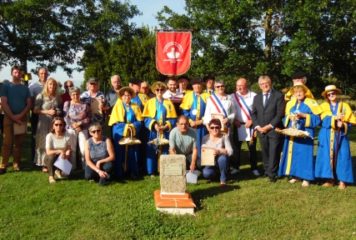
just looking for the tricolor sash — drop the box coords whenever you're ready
[233,93,251,120]
[210,93,228,117]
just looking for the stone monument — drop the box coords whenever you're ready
[154,154,196,215]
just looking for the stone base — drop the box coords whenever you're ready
[154,190,196,215]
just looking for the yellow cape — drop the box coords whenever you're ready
[180,91,209,110]
[108,99,143,126]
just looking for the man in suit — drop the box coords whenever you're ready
[251,75,285,182]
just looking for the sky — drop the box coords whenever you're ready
[0,0,186,86]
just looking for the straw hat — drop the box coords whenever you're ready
[321,85,342,98]
[118,86,136,98]
[290,83,309,94]
[151,81,167,93]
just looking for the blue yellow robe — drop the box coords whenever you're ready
[278,98,322,180]
[142,97,177,175]
[131,93,149,174]
[315,101,356,183]
[180,91,209,160]
[131,93,148,111]
[109,99,143,178]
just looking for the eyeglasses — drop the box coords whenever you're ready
[215,85,225,89]
[156,89,164,92]
[89,82,97,85]
[54,123,63,127]
[66,85,73,88]
[91,129,101,134]
[210,126,221,130]
[327,92,336,97]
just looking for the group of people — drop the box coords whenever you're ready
[0,66,355,189]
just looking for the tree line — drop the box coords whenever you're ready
[1,0,355,97]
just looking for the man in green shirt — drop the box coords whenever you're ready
[169,115,198,172]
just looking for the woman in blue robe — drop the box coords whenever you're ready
[142,81,177,176]
[315,85,356,189]
[109,87,143,179]
[278,83,322,187]
[180,78,209,161]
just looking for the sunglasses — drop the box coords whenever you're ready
[89,82,97,85]
[327,92,336,97]
[66,85,73,88]
[54,123,63,127]
[210,126,221,130]
[215,85,225,89]
[91,129,101,134]
[156,89,164,92]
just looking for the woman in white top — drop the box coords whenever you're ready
[201,119,233,185]
[45,117,73,183]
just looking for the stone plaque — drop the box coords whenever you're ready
[160,155,186,194]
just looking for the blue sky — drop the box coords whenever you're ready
[0,0,186,86]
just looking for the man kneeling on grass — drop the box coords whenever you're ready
[169,115,198,172]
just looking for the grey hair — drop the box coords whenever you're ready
[69,86,81,94]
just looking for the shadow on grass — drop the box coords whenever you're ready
[191,184,240,211]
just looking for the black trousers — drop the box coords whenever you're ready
[236,141,257,170]
[258,132,282,178]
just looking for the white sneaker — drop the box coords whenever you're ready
[230,167,240,175]
[251,169,260,176]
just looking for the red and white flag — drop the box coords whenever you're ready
[156,31,192,76]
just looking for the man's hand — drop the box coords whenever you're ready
[189,163,196,172]
[245,119,252,128]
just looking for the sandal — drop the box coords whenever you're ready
[49,176,56,184]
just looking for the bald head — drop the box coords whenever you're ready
[236,77,248,95]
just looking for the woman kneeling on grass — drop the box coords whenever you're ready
[201,119,233,186]
[45,117,74,184]
[84,123,114,185]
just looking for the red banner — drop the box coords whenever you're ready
[156,31,192,76]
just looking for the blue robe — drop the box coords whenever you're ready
[180,92,208,160]
[315,101,355,183]
[278,99,321,180]
[109,100,143,178]
[142,98,177,175]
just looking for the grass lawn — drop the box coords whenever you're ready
[0,129,355,240]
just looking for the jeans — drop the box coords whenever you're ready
[85,161,113,185]
[203,154,229,183]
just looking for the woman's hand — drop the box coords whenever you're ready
[97,170,109,179]
[295,113,306,119]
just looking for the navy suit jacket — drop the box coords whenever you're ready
[251,89,285,136]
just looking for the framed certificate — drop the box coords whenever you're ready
[201,147,215,166]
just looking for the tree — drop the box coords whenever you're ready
[157,0,356,96]
[0,0,139,74]
[81,27,160,91]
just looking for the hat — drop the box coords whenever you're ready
[291,71,307,80]
[191,78,203,85]
[118,87,136,98]
[129,79,142,85]
[291,83,309,94]
[321,85,342,98]
[151,81,167,93]
[88,77,98,84]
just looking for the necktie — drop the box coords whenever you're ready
[263,93,269,107]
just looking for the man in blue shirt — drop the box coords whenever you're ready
[0,66,32,174]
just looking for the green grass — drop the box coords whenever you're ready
[0,129,355,240]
